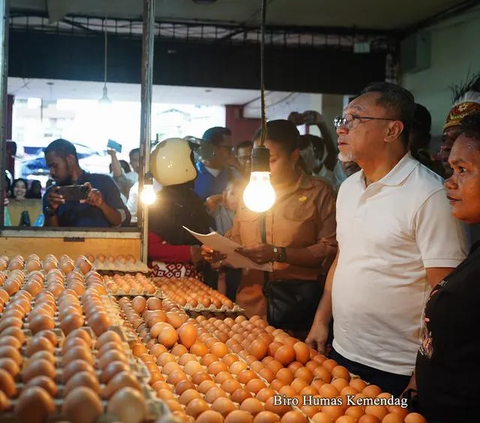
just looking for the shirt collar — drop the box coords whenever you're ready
[358,152,419,188]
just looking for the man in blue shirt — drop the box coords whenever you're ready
[43,139,130,227]
[194,127,241,202]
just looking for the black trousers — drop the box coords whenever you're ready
[329,348,411,397]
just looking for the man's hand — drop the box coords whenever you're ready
[47,186,65,210]
[190,245,204,266]
[82,183,104,208]
[107,148,117,158]
[288,112,305,126]
[236,244,276,264]
[305,320,329,354]
[303,110,324,126]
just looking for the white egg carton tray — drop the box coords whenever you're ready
[93,260,150,274]
[107,289,164,298]
[182,302,245,314]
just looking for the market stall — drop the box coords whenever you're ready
[0,0,430,420]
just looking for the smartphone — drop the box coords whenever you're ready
[303,111,317,126]
[107,139,122,153]
[57,185,89,201]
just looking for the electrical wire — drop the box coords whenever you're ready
[104,17,108,87]
[260,0,267,146]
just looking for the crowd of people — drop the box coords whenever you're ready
[3,73,480,422]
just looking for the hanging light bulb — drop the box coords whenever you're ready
[243,146,275,213]
[99,17,112,105]
[243,0,275,213]
[140,172,157,205]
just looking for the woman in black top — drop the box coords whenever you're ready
[410,112,480,423]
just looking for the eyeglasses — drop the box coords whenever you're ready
[333,113,398,131]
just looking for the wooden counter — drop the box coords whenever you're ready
[0,229,142,259]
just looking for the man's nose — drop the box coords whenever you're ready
[336,126,348,136]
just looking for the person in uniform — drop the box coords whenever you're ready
[203,120,337,338]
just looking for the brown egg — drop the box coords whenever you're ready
[95,330,122,350]
[167,369,188,385]
[0,357,20,379]
[25,337,55,357]
[62,337,89,353]
[0,368,16,397]
[0,346,22,366]
[21,359,56,383]
[146,297,162,310]
[103,371,142,399]
[107,387,148,423]
[196,410,225,423]
[198,380,217,395]
[404,413,427,423]
[185,398,210,419]
[0,336,20,351]
[265,397,291,417]
[274,346,295,366]
[192,372,212,386]
[0,390,9,412]
[66,328,93,347]
[157,352,177,366]
[253,411,281,423]
[212,396,236,418]
[28,314,55,335]
[88,312,112,337]
[225,410,254,423]
[97,350,127,370]
[178,323,197,349]
[60,314,85,336]
[62,347,94,368]
[26,375,58,397]
[14,386,55,423]
[231,388,253,404]
[175,379,196,396]
[241,397,265,416]
[179,389,202,406]
[63,387,103,423]
[65,371,100,396]
[158,325,178,348]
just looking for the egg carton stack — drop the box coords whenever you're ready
[102,274,163,299]
[0,257,171,423]
[153,276,245,316]
[89,254,150,274]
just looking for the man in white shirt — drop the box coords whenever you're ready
[306,82,468,396]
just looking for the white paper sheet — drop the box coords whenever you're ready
[183,226,273,272]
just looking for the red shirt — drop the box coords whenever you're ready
[148,231,192,263]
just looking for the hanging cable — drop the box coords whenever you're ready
[104,17,108,88]
[243,0,276,213]
[259,0,267,146]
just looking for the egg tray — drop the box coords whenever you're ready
[181,302,245,315]
[0,382,171,423]
[93,259,150,274]
[107,289,164,299]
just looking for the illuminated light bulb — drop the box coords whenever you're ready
[140,183,156,205]
[243,171,275,213]
[243,145,275,213]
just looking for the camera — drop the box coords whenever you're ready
[57,184,89,201]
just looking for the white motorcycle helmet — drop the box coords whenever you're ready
[150,138,197,187]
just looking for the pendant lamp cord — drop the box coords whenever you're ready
[104,17,108,88]
[260,0,267,146]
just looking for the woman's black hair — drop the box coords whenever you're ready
[460,112,480,141]
[26,179,42,199]
[119,160,132,174]
[10,178,28,199]
[253,120,300,155]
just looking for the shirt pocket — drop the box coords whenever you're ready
[238,211,261,246]
[279,201,316,247]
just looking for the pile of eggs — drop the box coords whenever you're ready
[0,254,157,423]
[155,277,234,310]
[88,254,137,265]
[117,297,427,423]
[104,274,157,295]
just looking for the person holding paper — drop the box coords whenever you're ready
[203,120,337,338]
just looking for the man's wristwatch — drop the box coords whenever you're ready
[44,206,57,217]
[273,246,287,263]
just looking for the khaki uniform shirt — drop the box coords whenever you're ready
[227,173,337,318]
